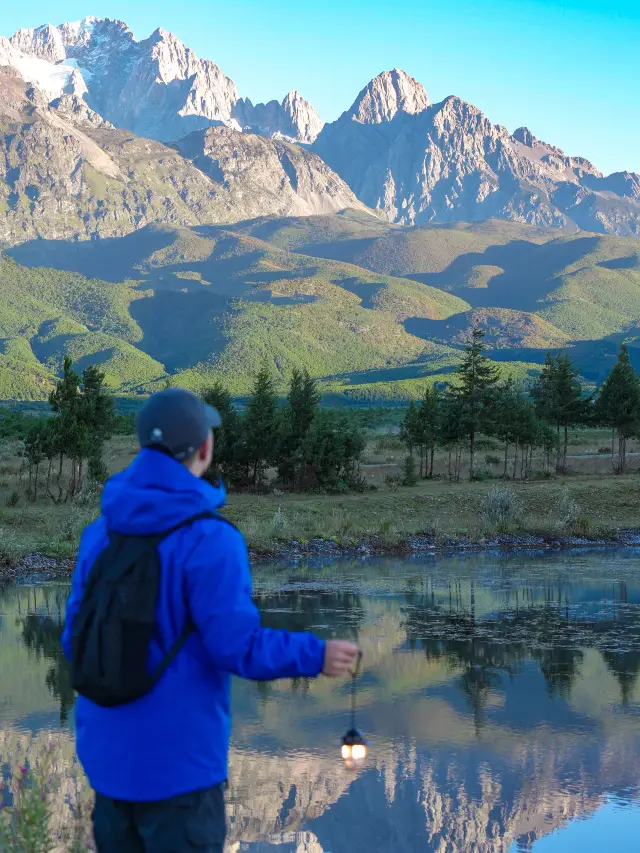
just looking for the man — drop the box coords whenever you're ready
[62,387,359,853]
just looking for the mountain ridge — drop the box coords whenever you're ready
[2,16,639,238]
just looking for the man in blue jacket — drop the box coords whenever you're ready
[63,387,359,853]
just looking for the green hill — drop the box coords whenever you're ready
[0,223,467,398]
[3,214,640,401]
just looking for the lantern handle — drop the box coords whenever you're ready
[351,649,363,679]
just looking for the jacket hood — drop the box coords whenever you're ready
[101,448,226,535]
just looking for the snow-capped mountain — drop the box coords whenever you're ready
[0,35,87,100]
[7,18,323,143]
[2,16,640,238]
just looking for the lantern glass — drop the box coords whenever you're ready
[341,729,367,770]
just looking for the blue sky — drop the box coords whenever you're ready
[2,0,638,175]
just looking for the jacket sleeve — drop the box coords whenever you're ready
[184,522,326,680]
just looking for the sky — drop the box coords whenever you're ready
[1,0,639,175]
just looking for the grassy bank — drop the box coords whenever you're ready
[1,429,639,567]
[1,473,639,567]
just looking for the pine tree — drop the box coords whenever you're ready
[81,364,116,485]
[453,328,499,480]
[493,380,519,478]
[23,421,47,502]
[202,382,243,484]
[288,368,320,449]
[400,401,420,459]
[48,357,88,500]
[45,358,116,498]
[243,366,278,486]
[439,396,467,482]
[301,410,365,490]
[595,344,640,473]
[417,386,440,478]
[279,369,320,486]
[532,353,586,473]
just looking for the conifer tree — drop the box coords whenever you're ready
[243,366,278,486]
[279,369,320,485]
[203,382,243,483]
[417,386,440,478]
[453,328,499,480]
[532,353,586,473]
[595,344,640,473]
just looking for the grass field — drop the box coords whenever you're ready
[0,427,638,566]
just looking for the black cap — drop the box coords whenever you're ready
[136,388,221,461]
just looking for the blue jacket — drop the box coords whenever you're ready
[62,449,326,802]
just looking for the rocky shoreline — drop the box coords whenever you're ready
[3,531,640,583]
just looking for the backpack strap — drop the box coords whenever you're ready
[147,510,219,683]
[151,510,220,544]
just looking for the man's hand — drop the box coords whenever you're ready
[322,640,361,677]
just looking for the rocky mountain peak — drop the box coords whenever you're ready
[345,68,430,124]
[5,17,323,144]
[512,126,537,147]
[10,23,65,63]
[281,90,324,142]
[233,89,323,143]
[57,17,101,49]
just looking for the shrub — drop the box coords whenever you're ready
[402,455,418,486]
[485,454,501,466]
[481,486,522,531]
[0,764,53,853]
[572,516,592,536]
[555,488,581,528]
[598,446,612,455]
[384,474,401,491]
[473,468,494,482]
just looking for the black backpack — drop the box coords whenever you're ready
[70,511,216,708]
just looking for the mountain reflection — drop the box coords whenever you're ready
[2,552,640,851]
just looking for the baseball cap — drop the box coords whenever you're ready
[136,388,221,461]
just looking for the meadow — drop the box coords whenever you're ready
[0,426,637,568]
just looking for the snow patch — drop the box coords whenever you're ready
[61,57,93,81]
[7,51,88,100]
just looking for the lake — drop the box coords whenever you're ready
[2,549,640,852]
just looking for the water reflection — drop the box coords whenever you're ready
[2,550,640,851]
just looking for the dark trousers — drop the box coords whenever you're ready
[93,784,226,853]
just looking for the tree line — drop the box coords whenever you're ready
[5,362,366,502]
[4,328,640,501]
[401,328,640,481]
[202,366,365,491]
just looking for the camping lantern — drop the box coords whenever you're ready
[341,650,367,770]
[341,728,368,770]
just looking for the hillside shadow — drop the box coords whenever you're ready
[331,277,385,309]
[404,316,467,343]
[327,363,459,386]
[129,289,230,371]
[485,332,640,384]
[598,256,640,270]
[7,227,178,282]
[296,237,377,262]
[409,236,607,311]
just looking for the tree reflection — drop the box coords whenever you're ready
[20,611,75,726]
[403,580,640,719]
[600,649,640,706]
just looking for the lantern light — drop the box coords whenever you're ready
[341,727,368,770]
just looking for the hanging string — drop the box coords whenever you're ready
[350,650,363,730]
